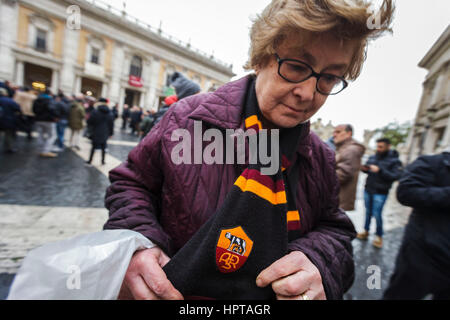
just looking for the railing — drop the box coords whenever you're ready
[81,0,233,70]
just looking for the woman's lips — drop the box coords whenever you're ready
[283,103,304,114]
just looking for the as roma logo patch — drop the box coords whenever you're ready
[216,226,254,274]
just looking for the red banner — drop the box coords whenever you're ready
[129,75,143,88]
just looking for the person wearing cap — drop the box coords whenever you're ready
[169,72,200,101]
[152,95,178,127]
[104,0,395,300]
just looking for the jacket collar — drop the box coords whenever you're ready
[188,75,313,163]
[188,75,251,130]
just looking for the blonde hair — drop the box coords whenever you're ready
[245,0,395,80]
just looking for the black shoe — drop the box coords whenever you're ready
[85,161,93,166]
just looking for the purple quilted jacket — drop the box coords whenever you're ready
[104,75,357,299]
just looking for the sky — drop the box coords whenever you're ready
[103,0,449,141]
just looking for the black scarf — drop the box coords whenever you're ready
[163,78,304,299]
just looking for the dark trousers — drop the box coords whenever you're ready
[88,142,106,164]
[1,129,15,151]
[121,117,128,130]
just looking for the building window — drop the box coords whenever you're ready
[129,55,143,78]
[35,29,47,52]
[91,47,100,64]
[434,127,446,150]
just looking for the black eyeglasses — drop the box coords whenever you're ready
[275,53,348,96]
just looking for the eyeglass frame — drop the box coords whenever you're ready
[274,53,349,96]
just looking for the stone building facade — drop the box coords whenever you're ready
[405,26,450,163]
[0,0,235,111]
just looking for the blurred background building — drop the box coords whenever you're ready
[406,25,450,163]
[0,0,235,111]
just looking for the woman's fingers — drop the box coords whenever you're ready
[256,251,307,288]
[123,247,184,300]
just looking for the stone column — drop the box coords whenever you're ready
[74,76,82,94]
[118,87,126,113]
[50,69,59,94]
[0,0,19,81]
[109,42,125,104]
[101,82,108,98]
[139,91,145,108]
[14,60,24,87]
[147,56,161,112]
[60,27,80,95]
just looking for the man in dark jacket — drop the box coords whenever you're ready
[333,124,366,211]
[0,88,22,153]
[53,93,70,151]
[357,138,403,248]
[86,98,114,165]
[383,147,450,299]
[121,104,130,130]
[32,90,58,158]
[129,106,142,136]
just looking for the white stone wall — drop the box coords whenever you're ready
[0,0,19,81]
[5,0,234,106]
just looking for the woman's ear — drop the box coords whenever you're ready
[254,65,260,76]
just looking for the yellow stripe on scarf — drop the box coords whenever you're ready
[235,176,287,205]
[245,115,262,131]
[287,210,300,222]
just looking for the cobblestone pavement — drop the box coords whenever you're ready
[0,126,411,300]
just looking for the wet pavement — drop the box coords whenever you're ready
[0,127,411,300]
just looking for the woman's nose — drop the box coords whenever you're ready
[292,77,317,101]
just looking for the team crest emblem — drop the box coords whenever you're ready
[216,226,253,274]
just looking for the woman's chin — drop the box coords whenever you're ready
[272,115,310,129]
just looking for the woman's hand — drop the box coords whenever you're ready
[256,251,326,300]
[118,247,184,300]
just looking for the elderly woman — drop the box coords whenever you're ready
[104,0,394,300]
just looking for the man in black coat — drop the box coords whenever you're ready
[383,147,450,299]
[121,104,130,130]
[86,98,114,165]
[0,88,22,153]
[357,138,403,248]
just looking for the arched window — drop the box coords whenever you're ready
[130,55,143,78]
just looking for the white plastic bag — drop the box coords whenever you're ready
[7,230,154,300]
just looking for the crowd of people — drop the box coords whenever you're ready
[0,71,201,163]
[0,80,117,164]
